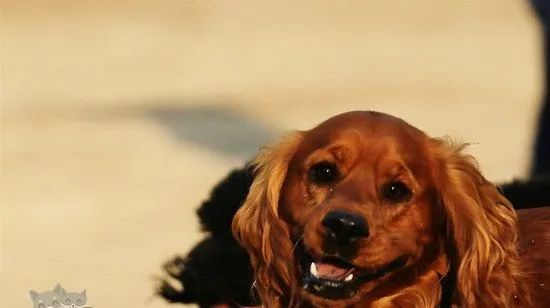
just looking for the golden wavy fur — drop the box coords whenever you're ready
[232,111,550,308]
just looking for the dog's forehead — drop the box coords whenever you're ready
[314,110,405,127]
[298,111,427,154]
[310,111,420,137]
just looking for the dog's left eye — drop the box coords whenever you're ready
[382,181,412,203]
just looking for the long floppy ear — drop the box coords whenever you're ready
[232,131,303,308]
[431,138,523,307]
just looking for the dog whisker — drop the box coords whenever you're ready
[291,235,304,253]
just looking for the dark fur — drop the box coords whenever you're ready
[500,176,550,209]
[197,167,254,238]
[158,236,257,307]
[156,166,260,308]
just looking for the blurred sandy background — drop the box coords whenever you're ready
[0,0,544,307]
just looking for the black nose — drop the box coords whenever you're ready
[322,211,369,243]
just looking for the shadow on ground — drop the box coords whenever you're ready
[144,105,280,160]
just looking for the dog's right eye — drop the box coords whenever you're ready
[308,162,339,185]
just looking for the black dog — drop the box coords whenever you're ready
[158,236,257,307]
[156,167,260,308]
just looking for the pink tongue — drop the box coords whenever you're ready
[316,263,353,280]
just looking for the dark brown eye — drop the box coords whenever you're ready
[308,162,339,184]
[382,181,411,202]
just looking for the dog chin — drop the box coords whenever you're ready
[301,289,362,308]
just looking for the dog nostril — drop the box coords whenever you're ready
[348,223,367,240]
[321,211,369,242]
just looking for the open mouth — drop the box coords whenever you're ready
[299,250,407,300]
[309,257,356,282]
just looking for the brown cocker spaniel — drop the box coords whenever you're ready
[232,111,550,308]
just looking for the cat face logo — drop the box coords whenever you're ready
[29,284,91,308]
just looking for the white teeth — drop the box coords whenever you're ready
[310,262,319,277]
[344,273,354,281]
